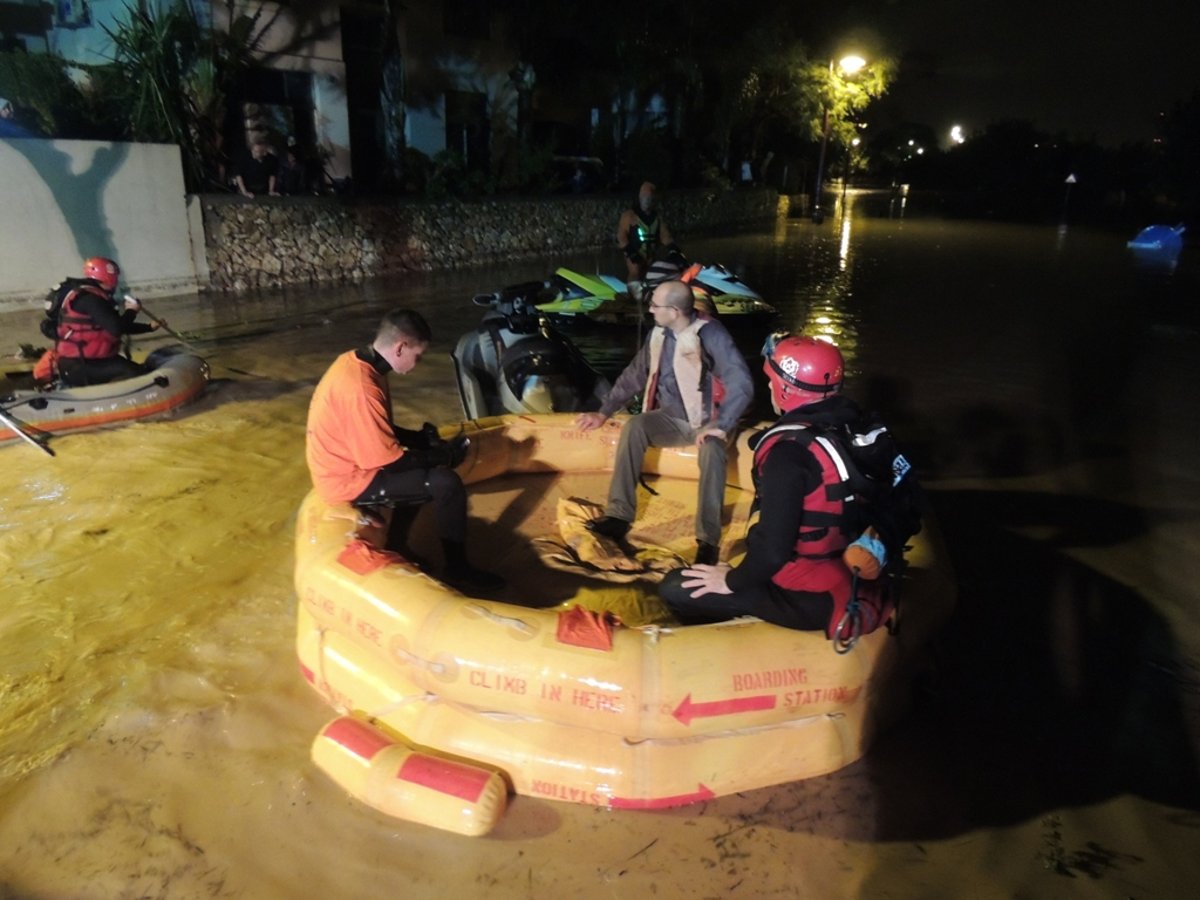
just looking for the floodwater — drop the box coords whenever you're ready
[2,189,1199,898]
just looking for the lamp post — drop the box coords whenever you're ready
[811,55,865,224]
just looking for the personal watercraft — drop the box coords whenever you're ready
[452,281,611,419]
[536,261,777,329]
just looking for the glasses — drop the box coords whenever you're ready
[648,302,674,310]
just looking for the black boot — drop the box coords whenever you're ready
[586,515,631,541]
[441,540,506,592]
[385,504,430,570]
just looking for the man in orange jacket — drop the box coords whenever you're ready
[306,309,503,593]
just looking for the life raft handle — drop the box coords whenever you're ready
[463,602,537,637]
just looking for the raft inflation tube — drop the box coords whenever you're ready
[296,414,956,831]
[311,716,507,836]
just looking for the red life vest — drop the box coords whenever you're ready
[753,422,859,571]
[55,285,121,359]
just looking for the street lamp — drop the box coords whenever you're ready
[811,54,866,224]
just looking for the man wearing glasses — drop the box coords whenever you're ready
[574,280,753,565]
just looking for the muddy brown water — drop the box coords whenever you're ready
[2,191,1198,897]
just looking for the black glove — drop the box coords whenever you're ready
[392,421,442,450]
[623,241,642,261]
[394,433,469,470]
[666,244,688,267]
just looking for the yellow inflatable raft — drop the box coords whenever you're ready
[296,414,955,831]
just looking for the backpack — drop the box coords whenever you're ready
[835,412,925,573]
[40,277,100,340]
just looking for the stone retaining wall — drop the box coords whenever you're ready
[200,189,784,291]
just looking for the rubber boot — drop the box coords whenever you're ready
[441,540,506,592]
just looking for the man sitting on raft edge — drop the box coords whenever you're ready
[305,308,504,593]
[574,280,753,566]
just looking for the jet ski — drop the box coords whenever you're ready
[536,261,776,329]
[452,281,611,419]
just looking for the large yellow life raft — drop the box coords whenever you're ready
[295,414,955,834]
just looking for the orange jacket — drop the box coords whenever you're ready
[306,351,404,503]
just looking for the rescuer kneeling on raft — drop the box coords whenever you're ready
[658,334,924,640]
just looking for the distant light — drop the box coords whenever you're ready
[916,147,924,155]
[949,125,965,144]
[907,139,915,146]
[838,55,866,75]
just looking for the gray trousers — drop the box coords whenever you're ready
[605,410,729,546]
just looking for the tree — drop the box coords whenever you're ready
[100,1,268,192]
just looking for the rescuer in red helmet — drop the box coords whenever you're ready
[658,332,923,640]
[43,257,163,386]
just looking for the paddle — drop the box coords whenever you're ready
[124,295,204,353]
[125,296,264,378]
[0,406,55,456]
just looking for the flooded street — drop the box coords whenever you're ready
[2,192,1199,898]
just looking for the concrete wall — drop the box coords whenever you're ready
[0,138,203,307]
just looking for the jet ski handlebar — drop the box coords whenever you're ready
[472,281,555,317]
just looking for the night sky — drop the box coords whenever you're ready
[850,0,1196,146]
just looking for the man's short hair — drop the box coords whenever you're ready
[377,309,432,345]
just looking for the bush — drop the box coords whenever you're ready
[424,150,495,200]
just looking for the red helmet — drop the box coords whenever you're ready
[83,256,120,291]
[762,333,844,411]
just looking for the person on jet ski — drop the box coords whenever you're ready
[616,181,686,283]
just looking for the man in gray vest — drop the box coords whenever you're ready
[574,280,753,564]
